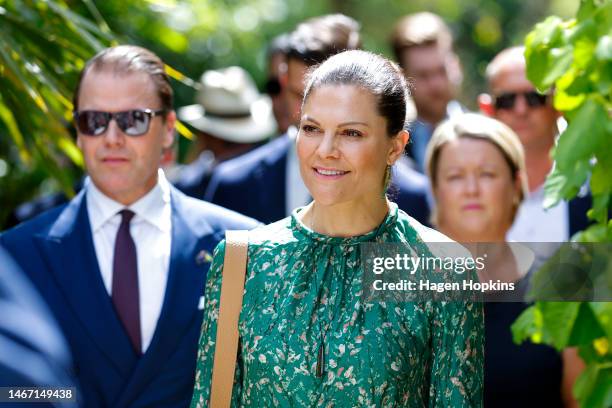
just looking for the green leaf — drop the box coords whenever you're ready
[511,305,542,345]
[554,90,586,111]
[567,17,597,43]
[591,302,612,340]
[587,193,611,224]
[0,97,30,163]
[539,302,581,350]
[543,159,590,208]
[577,0,597,21]
[568,303,607,346]
[594,61,612,95]
[593,1,612,36]
[524,48,550,91]
[0,43,48,112]
[563,69,596,97]
[575,224,609,242]
[574,363,599,407]
[542,46,574,86]
[591,157,612,195]
[555,99,609,168]
[528,15,565,47]
[554,67,588,110]
[44,0,113,42]
[514,302,604,350]
[81,0,112,35]
[525,16,565,89]
[582,366,612,408]
[573,35,597,71]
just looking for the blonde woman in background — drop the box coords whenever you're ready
[425,112,582,407]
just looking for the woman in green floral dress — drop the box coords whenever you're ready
[191,50,484,407]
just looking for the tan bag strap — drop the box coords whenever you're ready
[210,230,249,408]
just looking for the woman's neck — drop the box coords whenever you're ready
[301,197,390,237]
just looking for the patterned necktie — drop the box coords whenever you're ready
[112,209,141,355]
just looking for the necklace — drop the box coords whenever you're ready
[314,265,327,378]
[307,204,389,378]
[312,253,344,379]
[308,206,327,378]
[308,205,332,378]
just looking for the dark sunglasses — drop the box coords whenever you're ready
[264,77,282,96]
[494,91,549,110]
[73,109,167,136]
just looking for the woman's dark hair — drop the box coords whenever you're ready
[302,50,409,136]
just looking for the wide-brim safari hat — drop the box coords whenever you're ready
[178,66,276,143]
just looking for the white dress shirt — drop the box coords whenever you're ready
[86,169,172,353]
[286,126,311,216]
[507,185,568,259]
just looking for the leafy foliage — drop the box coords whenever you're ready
[0,0,113,223]
[511,1,612,406]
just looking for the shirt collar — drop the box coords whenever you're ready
[414,100,464,128]
[524,184,545,203]
[86,169,172,233]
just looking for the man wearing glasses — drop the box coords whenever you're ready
[479,46,591,242]
[0,45,257,407]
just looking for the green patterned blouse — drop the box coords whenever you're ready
[191,203,484,407]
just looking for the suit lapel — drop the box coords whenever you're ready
[34,191,138,376]
[256,137,289,223]
[116,190,213,403]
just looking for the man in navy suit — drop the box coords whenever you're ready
[205,14,432,225]
[478,46,591,242]
[0,45,257,407]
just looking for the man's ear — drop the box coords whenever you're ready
[478,93,495,117]
[163,110,177,149]
[161,146,176,168]
[389,130,409,164]
[279,70,288,88]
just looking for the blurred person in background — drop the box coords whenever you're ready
[205,14,431,226]
[391,12,465,173]
[175,66,275,198]
[6,164,83,229]
[425,112,582,408]
[265,33,292,135]
[0,45,257,407]
[478,46,591,244]
[192,50,483,407]
[0,246,76,408]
